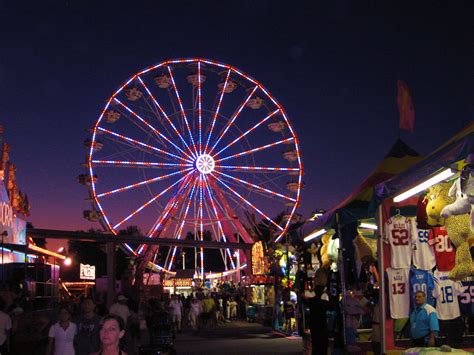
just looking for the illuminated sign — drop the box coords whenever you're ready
[163,278,193,288]
[80,263,96,280]
[252,241,265,275]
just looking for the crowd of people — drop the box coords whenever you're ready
[0,280,256,354]
[145,281,251,335]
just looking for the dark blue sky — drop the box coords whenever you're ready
[0,0,472,232]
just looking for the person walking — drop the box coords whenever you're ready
[202,294,216,328]
[46,306,77,355]
[109,295,131,328]
[189,298,202,330]
[168,294,183,333]
[93,314,127,355]
[0,299,12,355]
[306,286,329,355]
[410,291,439,347]
[74,298,101,355]
[228,298,237,321]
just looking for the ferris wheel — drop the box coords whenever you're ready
[84,58,303,277]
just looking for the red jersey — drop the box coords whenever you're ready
[428,227,455,271]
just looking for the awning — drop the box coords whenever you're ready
[375,121,474,200]
[306,138,422,234]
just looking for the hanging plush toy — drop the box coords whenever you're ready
[353,234,376,264]
[426,182,474,280]
[320,233,332,269]
[441,155,474,232]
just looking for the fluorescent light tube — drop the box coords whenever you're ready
[304,229,327,242]
[393,169,454,203]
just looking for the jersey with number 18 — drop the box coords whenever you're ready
[433,270,463,320]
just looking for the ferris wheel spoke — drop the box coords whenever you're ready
[211,174,284,231]
[167,66,199,156]
[137,76,197,159]
[96,168,192,198]
[112,171,192,230]
[204,69,231,153]
[167,180,198,270]
[212,109,280,158]
[203,176,236,269]
[214,170,296,202]
[215,164,300,173]
[113,98,194,161]
[216,137,294,163]
[208,85,258,155]
[135,184,189,256]
[198,174,205,277]
[197,62,203,155]
[202,188,234,270]
[97,127,192,163]
[147,176,194,238]
[91,160,193,169]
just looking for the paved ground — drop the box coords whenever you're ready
[173,321,302,354]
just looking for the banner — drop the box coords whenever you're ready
[397,80,415,132]
[0,180,26,245]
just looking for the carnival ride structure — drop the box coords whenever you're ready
[82,58,303,280]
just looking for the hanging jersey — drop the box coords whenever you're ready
[412,228,436,270]
[459,276,474,316]
[428,227,455,271]
[409,268,435,309]
[327,271,340,310]
[384,216,413,269]
[433,271,463,320]
[387,267,410,319]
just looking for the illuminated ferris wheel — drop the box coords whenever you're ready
[84,58,303,276]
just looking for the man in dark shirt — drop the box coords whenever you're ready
[74,297,101,355]
[307,286,329,355]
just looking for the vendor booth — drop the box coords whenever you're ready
[374,121,474,352]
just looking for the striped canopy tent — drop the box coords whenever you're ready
[375,121,474,200]
[306,138,422,235]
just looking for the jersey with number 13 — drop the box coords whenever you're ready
[387,267,410,319]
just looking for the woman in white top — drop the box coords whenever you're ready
[46,306,77,355]
[189,298,202,330]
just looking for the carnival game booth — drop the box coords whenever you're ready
[300,139,422,354]
[374,121,474,352]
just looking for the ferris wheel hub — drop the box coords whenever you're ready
[195,154,215,175]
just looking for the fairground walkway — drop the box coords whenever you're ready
[173,320,302,355]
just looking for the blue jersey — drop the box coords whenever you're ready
[410,268,435,309]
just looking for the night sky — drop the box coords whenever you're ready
[0,1,472,237]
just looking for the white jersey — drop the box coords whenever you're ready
[433,271,463,320]
[412,228,436,270]
[387,267,410,319]
[385,216,414,269]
